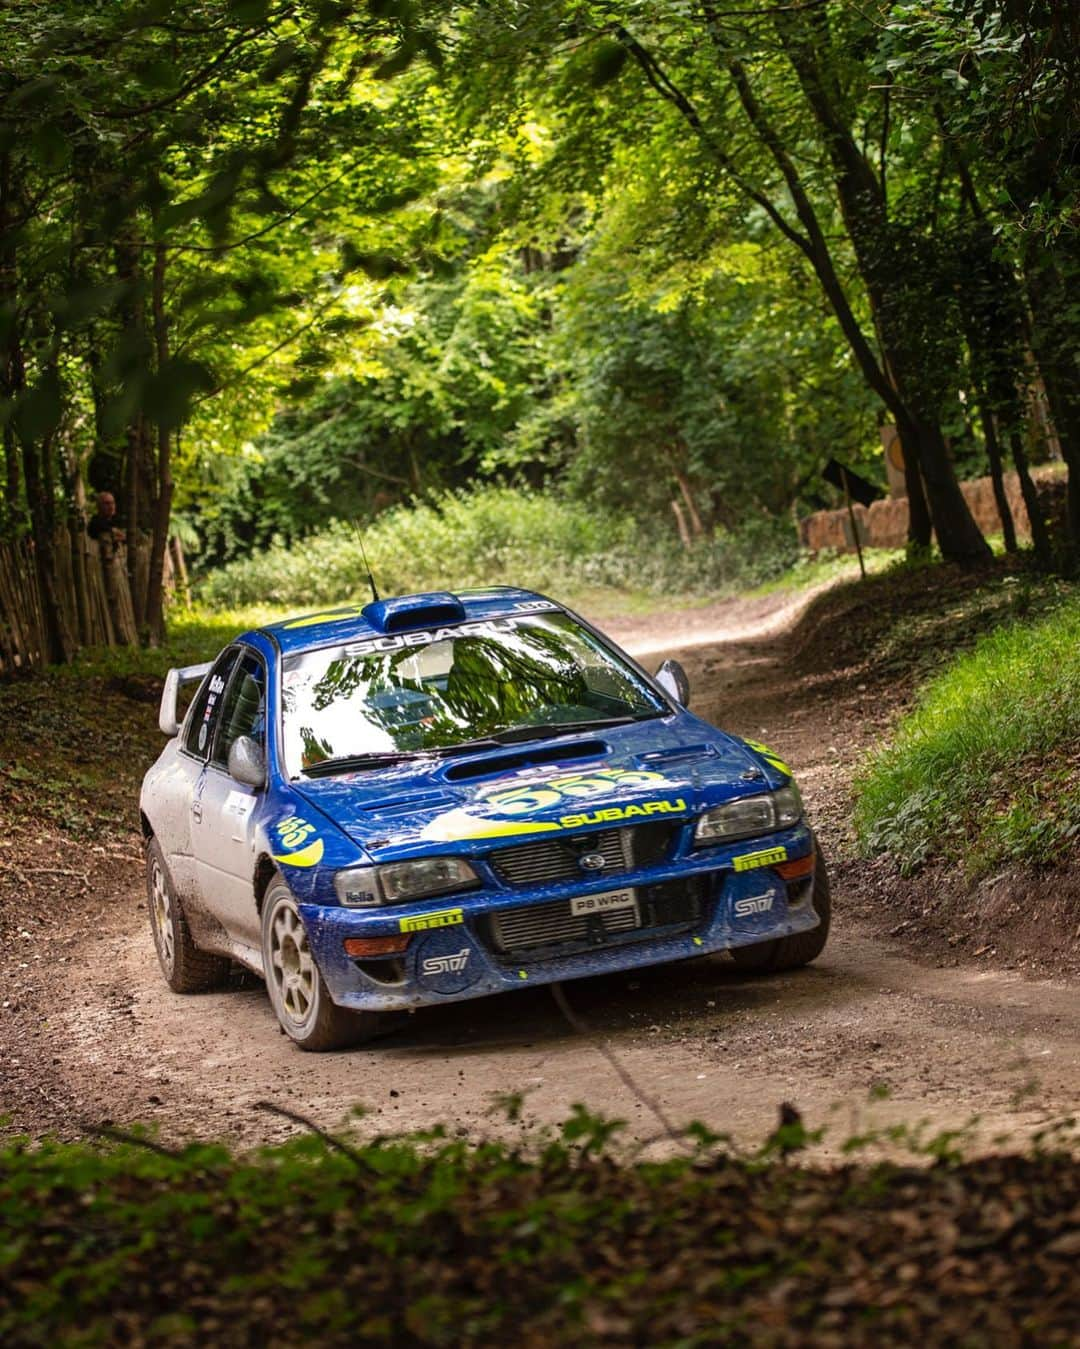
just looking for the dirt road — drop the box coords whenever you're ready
[5,588,1078,1157]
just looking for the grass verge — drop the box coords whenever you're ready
[1,1115,1077,1346]
[194,486,801,610]
[854,593,1080,874]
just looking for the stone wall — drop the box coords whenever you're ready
[799,467,1063,553]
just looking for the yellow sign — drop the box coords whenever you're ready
[732,846,787,873]
[399,907,464,933]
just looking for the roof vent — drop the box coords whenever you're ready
[362,592,467,634]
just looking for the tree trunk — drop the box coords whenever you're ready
[19,427,75,663]
[2,424,17,536]
[903,449,932,550]
[978,405,1017,553]
[767,6,990,564]
[672,465,705,538]
[0,155,74,661]
[671,499,692,550]
[1025,253,1080,559]
[0,152,22,539]
[115,236,154,623]
[170,534,192,608]
[146,243,172,646]
[1008,428,1053,564]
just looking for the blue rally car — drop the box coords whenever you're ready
[141,588,829,1050]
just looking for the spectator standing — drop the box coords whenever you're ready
[87,491,126,544]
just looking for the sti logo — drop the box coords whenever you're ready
[421,948,470,977]
[734,892,775,918]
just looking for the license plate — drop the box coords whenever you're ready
[570,888,637,917]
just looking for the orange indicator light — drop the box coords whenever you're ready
[344,934,411,957]
[775,852,815,881]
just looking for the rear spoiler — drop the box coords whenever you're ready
[159,661,213,736]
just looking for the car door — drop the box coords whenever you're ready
[191,648,268,947]
[162,647,240,906]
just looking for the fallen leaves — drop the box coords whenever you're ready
[0,1128,1077,1346]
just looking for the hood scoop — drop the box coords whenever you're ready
[443,738,608,783]
[636,743,716,767]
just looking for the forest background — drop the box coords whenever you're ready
[1,0,1078,657]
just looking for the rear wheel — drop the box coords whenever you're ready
[146,837,230,993]
[730,850,831,973]
[261,879,373,1052]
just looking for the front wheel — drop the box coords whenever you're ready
[730,849,831,973]
[261,880,373,1051]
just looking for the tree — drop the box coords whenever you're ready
[0,0,439,649]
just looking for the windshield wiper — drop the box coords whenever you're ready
[301,738,506,777]
[302,751,421,777]
[300,719,658,776]
[491,714,658,744]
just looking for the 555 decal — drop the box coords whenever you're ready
[271,815,324,868]
[478,768,669,816]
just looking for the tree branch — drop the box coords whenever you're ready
[612,26,814,256]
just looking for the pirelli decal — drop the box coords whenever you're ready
[732,846,788,873]
[399,907,464,933]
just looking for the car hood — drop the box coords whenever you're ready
[290,717,775,861]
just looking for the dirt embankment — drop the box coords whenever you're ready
[0,562,1077,1154]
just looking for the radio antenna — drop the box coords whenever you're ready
[352,520,380,603]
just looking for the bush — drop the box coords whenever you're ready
[854,595,1080,873]
[196,486,799,609]
[1,1117,1077,1345]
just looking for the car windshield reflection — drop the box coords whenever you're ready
[281,611,663,777]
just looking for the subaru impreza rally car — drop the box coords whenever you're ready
[141,588,829,1050]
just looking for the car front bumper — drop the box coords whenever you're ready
[299,825,818,1012]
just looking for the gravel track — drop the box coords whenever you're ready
[4,586,1078,1157]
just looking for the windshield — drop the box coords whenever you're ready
[281,609,664,776]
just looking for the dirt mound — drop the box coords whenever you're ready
[838,853,1080,979]
[788,556,1056,689]
[783,559,1080,978]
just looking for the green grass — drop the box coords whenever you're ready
[56,606,287,680]
[194,486,801,611]
[747,545,905,598]
[854,594,1080,874]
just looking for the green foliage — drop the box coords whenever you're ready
[0,1118,1077,1345]
[855,595,1080,873]
[195,485,799,609]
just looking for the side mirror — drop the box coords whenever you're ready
[228,735,267,790]
[159,660,212,736]
[159,669,181,736]
[655,658,690,706]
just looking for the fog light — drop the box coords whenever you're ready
[344,934,411,957]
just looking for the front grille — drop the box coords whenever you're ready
[489,822,677,888]
[484,877,706,959]
[490,897,640,952]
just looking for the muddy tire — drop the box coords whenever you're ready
[730,849,831,974]
[146,837,230,993]
[261,879,372,1052]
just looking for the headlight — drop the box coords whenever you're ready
[335,858,479,907]
[334,867,381,907]
[694,785,803,845]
